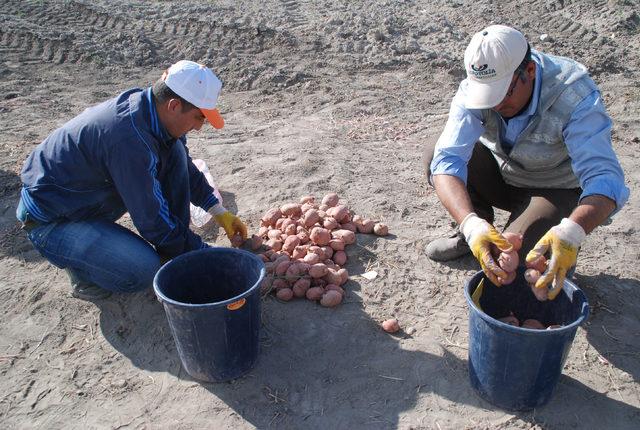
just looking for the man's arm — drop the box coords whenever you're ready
[432,174,474,225]
[569,194,616,234]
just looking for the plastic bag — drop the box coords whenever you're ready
[190,159,223,228]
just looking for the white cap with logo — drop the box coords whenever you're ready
[164,60,225,129]
[463,25,528,109]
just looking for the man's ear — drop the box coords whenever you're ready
[166,98,182,114]
[525,61,536,80]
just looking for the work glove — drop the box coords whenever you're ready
[460,213,514,286]
[208,204,248,244]
[525,218,585,300]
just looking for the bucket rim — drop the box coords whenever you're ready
[464,270,589,335]
[152,247,266,309]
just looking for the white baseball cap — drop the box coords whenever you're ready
[463,25,528,109]
[164,60,224,129]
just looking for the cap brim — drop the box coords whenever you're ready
[463,75,512,109]
[201,108,224,129]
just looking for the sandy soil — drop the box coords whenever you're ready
[1,0,639,428]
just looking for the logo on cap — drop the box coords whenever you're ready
[470,63,496,79]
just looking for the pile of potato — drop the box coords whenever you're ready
[246,193,389,307]
[498,314,562,330]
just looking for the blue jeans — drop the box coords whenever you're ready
[17,199,161,293]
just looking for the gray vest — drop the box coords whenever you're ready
[479,52,598,188]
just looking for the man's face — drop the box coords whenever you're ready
[164,100,207,138]
[492,61,536,119]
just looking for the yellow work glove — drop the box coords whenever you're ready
[208,205,248,243]
[460,213,514,286]
[525,218,585,300]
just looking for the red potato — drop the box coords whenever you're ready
[260,275,274,294]
[323,217,339,230]
[276,288,293,301]
[284,224,297,236]
[502,232,523,251]
[320,246,334,260]
[324,259,338,270]
[264,249,275,259]
[301,202,316,213]
[272,253,290,264]
[329,238,345,251]
[259,254,270,263]
[326,205,349,223]
[321,193,339,207]
[382,318,400,333]
[309,263,329,278]
[264,262,276,274]
[267,229,282,240]
[303,209,321,228]
[275,218,285,229]
[303,253,322,265]
[258,226,269,237]
[311,278,327,288]
[527,255,548,273]
[261,208,282,227]
[498,270,517,285]
[310,227,332,246]
[282,235,301,254]
[333,250,347,266]
[318,206,328,214]
[275,260,292,276]
[296,231,310,244]
[522,319,545,330]
[498,250,519,273]
[265,239,283,252]
[307,245,324,258]
[357,219,375,234]
[280,218,296,232]
[352,215,363,228]
[292,278,311,298]
[337,268,349,285]
[320,290,343,307]
[280,203,302,217]
[285,263,305,282]
[332,229,356,245]
[373,223,389,236]
[498,315,519,326]
[524,269,541,285]
[325,284,345,296]
[272,279,289,290]
[292,245,307,260]
[340,222,357,233]
[306,286,325,301]
[323,268,342,285]
[300,195,315,204]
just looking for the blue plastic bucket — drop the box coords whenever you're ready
[464,268,589,410]
[153,247,265,382]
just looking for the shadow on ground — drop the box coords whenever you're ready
[94,269,640,428]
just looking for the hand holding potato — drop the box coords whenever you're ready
[459,213,513,286]
[525,218,585,300]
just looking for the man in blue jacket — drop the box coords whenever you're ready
[423,25,629,298]
[17,60,247,300]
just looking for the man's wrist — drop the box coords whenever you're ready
[459,212,481,242]
[559,218,586,246]
[208,203,227,217]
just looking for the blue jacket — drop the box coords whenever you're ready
[20,87,219,257]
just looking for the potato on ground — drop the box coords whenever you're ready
[321,193,339,207]
[333,250,347,266]
[306,286,325,301]
[357,219,375,234]
[303,209,321,228]
[320,290,343,307]
[373,223,389,236]
[382,318,400,333]
[310,227,332,246]
[292,279,311,298]
[280,203,302,217]
[261,208,282,227]
[332,229,356,245]
[276,288,294,301]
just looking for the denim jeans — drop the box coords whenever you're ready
[17,198,161,293]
